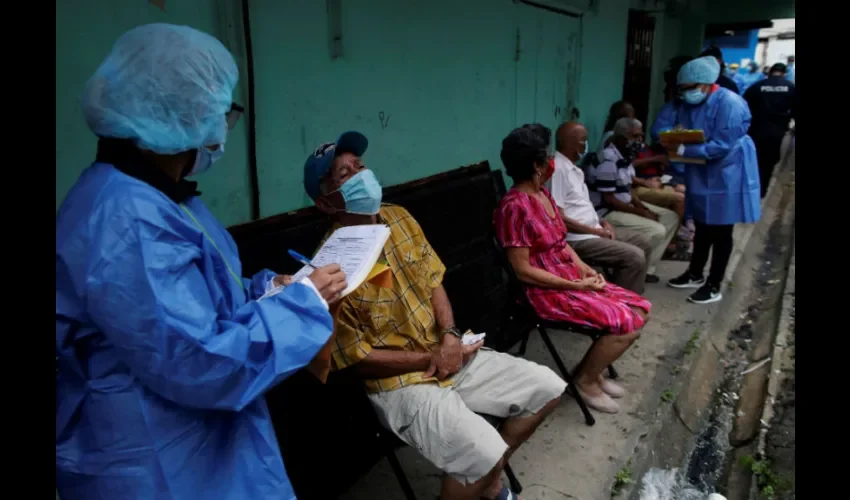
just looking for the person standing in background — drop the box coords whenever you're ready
[738,61,765,94]
[744,63,797,197]
[652,56,761,304]
[700,46,740,94]
[786,55,795,83]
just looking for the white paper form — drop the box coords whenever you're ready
[291,224,390,296]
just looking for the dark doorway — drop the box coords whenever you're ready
[621,10,656,127]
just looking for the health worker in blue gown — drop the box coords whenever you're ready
[56,23,347,500]
[651,55,760,306]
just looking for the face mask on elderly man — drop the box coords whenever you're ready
[333,169,383,215]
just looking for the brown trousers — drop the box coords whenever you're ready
[569,228,652,295]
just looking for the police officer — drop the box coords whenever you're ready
[743,62,797,197]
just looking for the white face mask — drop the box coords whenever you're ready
[188,145,225,177]
[577,140,588,161]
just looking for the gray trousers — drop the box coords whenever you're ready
[603,203,680,276]
[570,228,652,294]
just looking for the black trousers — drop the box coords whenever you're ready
[752,134,784,198]
[689,222,734,288]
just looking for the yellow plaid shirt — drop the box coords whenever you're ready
[326,204,451,393]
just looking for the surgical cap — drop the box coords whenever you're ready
[81,23,239,155]
[677,56,721,85]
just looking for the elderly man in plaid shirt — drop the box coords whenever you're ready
[302,131,566,500]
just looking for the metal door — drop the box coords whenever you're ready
[514,3,581,136]
[622,10,656,127]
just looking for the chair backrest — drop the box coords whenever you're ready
[491,235,604,336]
[491,236,538,324]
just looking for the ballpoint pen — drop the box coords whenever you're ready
[287,249,316,269]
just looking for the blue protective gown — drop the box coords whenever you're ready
[56,162,332,500]
[651,87,761,225]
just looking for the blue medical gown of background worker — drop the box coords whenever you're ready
[651,87,761,226]
[56,163,333,500]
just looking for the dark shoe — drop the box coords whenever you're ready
[645,274,660,283]
[482,485,521,500]
[687,283,722,304]
[667,271,705,289]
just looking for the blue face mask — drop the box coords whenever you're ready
[683,88,707,105]
[188,145,225,177]
[339,169,383,215]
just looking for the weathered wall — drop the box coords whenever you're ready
[56,0,682,225]
[248,0,583,214]
[55,0,254,226]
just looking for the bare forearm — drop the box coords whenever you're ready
[355,349,431,379]
[632,156,665,167]
[516,265,580,290]
[562,214,601,236]
[562,242,587,268]
[632,177,653,188]
[631,195,648,211]
[430,285,455,331]
[604,194,642,215]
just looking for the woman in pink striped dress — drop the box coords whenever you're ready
[494,124,651,414]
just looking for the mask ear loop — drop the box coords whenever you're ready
[317,175,345,214]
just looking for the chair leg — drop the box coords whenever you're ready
[385,447,417,500]
[537,326,596,426]
[517,327,530,356]
[504,462,522,494]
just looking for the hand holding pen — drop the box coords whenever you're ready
[287,250,347,303]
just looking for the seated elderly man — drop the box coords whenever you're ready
[302,131,566,500]
[588,118,679,282]
[548,121,652,294]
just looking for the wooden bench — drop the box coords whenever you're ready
[229,162,523,499]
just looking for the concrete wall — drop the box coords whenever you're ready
[56,0,671,225]
[249,0,584,214]
[56,0,254,226]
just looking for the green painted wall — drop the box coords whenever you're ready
[575,0,630,147]
[248,0,587,213]
[56,0,255,226]
[56,0,692,225]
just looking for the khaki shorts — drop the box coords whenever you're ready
[634,185,681,209]
[368,349,566,484]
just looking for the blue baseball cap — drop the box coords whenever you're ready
[303,131,369,200]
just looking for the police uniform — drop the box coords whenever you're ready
[743,74,797,197]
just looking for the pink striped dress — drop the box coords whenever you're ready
[494,187,651,335]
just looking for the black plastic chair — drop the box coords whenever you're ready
[492,237,618,427]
